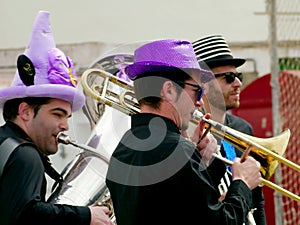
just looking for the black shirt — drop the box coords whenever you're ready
[106,113,253,225]
[0,121,90,225]
[224,113,266,225]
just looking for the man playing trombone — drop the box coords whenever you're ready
[106,39,262,225]
[192,34,266,225]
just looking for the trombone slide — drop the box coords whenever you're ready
[212,152,300,202]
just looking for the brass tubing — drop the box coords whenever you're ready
[201,116,300,174]
[212,153,300,202]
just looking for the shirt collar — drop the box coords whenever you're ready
[131,113,181,134]
[5,121,32,142]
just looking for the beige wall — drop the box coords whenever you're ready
[3,40,299,89]
[0,0,272,88]
[1,0,267,49]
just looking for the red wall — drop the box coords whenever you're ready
[232,71,300,225]
[232,74,275,225]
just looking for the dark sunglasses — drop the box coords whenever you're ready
[214,72,243,84]
[173,80,205,101]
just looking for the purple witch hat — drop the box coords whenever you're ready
[0,11,85,111]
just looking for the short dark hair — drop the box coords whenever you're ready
[3,97,52,121]
[133,68,193,109]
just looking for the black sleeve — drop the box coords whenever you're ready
[0,145,90,225]
[251,186,267,225]
[223,180,253,224]
[18,201,90,225]
[207,155,227,188]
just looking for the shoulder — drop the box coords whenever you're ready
[0,137,40,162]
[226,113,253,135]
[8,142,44,169]
[1,140,45,183]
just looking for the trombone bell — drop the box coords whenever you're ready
[222,127,291,180]
[199,115,299,180]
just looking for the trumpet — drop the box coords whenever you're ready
[81,68,300,202]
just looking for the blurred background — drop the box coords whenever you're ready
[0,1,299,225]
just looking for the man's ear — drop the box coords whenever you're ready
[161,80,177,102]
[18,102,32,120]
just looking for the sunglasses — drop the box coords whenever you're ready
[214,72,243,84]
[173,80,205,101]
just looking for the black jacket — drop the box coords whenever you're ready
[0,121,90,225]
[224,113,266,225]
[106,113,254,225]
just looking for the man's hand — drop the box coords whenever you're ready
[232,157,261,190]
[89,206,115,225]
[183,113,218,166]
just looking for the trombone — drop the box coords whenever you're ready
[193,112,300,202]
[81,68,300,202]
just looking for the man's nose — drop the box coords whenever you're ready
[195,97,204,108]
[59,119,69,131]
[233,77,242,87]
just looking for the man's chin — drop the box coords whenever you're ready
[226,103,240,110]
[181,122,189,132]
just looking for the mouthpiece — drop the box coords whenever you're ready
[192,109,220,128]
[192,109,203,121]
[55,132,110,164]
[56,132,73,145]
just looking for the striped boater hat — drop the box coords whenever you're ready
[192,34,245,69]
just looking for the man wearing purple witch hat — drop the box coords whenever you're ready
[105,39,262,225]
[0,11,114,225]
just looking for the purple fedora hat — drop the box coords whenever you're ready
[125,39,213,82]
[0,11,85,112]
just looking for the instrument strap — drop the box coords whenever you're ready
[0,138,23,178]
[43,157,63,188]
[0,137,63,186]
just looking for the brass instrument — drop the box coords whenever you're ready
[48,132,116,222]
[81,68,139,116]
[81,67,300,203]
[48,54,137,225]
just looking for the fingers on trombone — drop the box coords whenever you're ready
[198,125,212,144]
[240,146,252,163]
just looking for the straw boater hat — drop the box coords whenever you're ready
[0,11,85,112]
[192,34,246,69]
[125,39,214,83]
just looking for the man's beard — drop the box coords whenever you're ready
[225,100,240,110]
